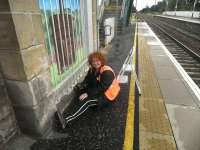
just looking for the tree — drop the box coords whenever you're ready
[140,1,166,13]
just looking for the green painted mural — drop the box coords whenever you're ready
[39,0,87,86]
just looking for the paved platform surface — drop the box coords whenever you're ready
[157,15,200,24]
[138,22,200,150]
[138,22,177,150]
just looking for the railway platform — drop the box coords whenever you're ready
[7,20,200,150]
[137,21,200,150]
[156,15,200,24]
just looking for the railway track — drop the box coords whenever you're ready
[140,15,200,88]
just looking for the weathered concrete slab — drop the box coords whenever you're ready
[12,14,44,50]
[14,93,56,136]
[165,98,197,107]
[150,50,166,56]
[8,0,40,12]
[0,14,19,50]
[150,45,163,51]
[6,69,52,107]
[154,66,179,80]
[21,45,48,80]
[159,79,194,100]
[0,51,26,80]
[166,104,200,150]
[152,55,174,67]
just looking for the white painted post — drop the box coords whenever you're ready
[175,0,179,16]
[192,0,198,18]
[165,0,168,11]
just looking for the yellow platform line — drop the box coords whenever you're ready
[123,22,138,150]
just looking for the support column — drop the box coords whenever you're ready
[0,0,54,136]
[92,0,98,51]
[86,0,94,53]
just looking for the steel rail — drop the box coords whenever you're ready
[143,17,200,63]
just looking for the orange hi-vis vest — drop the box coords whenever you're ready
[99,65,120,101]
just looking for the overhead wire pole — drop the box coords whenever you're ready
[192,0,198,17]
[126,0,134,26]
[135,0,138,13]
[175,0,179,16]
[116,0,119,37]
[165,0,169,11]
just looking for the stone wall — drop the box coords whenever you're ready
[0,70,18,149]
[0,0,94,137]
[0,0,54,137]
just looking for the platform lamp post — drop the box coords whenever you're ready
[192,0,198,18]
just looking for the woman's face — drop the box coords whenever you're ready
[91,58,102,70]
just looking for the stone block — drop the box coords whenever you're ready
[21,45,49,80]
[0,115,17,139]
[0,14,19,51]
[32,15,45,45]
[0,84,5,97]
[6,69,53,107]
[0,72,5,87]
[0,0,10,12]
[12,14,34,49]
[12,14,44,49]
[8,0,40,12]
[0,103,12,121]
[0,82,12,106]
[14,93,56,136]
[0,78,3,87]
[0,140,5,150]
[0,72,3,80]
[31,70,53,101]
[6,80,37,106]
[0,52,26,80]
[0,45,48,81]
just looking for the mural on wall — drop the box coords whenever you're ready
[39,0,86,86]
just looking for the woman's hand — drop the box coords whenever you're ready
[79,93,88,101]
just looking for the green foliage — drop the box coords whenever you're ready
[140,1,166,13]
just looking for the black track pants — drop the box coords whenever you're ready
[64,99,99,123]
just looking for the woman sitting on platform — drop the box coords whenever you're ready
[59,52,120,128]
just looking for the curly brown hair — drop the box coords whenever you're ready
[88,52,106,66]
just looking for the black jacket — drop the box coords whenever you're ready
[82,67,115,98]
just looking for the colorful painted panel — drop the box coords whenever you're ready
[38,0,86,86]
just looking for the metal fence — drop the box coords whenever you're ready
[39,0,89,87]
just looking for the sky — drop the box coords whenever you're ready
[134,0,164,11]
[39,0,80,10]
